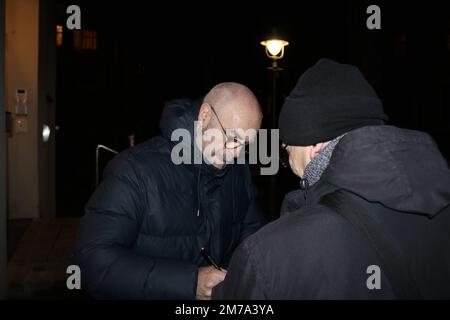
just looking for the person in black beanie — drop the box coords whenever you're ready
[213,58,450,299]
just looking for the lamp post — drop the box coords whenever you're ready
[260,38,288,128]
[261,37,289,218]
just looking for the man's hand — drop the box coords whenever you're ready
[196,266,227,300]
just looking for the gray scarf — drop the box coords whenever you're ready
[303,133,346,186]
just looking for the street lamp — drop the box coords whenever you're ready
[261,36,289,219]
[260,39,289,70]
[260,36,289,125]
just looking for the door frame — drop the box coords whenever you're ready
[0,0,8,300]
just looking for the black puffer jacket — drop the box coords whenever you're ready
[213,125,450,299]
[71,98,265,299]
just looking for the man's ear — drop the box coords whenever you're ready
[198,103,212,129]
[309,142,329,160]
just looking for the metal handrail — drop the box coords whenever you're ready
[95,144,119,186]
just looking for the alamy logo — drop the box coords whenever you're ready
[66,5,81,30]
[170,122,280,175]
[366,265,381,290]
[66,265,81,290]
[366,5,381,30]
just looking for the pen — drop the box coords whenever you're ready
[201,247,222,271]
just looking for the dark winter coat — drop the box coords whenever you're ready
[213,125,450,299]
[71,98,265,299]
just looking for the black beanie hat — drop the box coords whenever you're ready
[279,58,388,146]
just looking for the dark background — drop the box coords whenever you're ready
[53,0,450,219]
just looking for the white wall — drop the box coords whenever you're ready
[5,0,40,219]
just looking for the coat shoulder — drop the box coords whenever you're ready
[104,136,173,177]
[246,204,351,248]
[232,204,386,298]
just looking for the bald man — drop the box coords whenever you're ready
[71,83,266,299]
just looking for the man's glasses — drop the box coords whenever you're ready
[209,104,250,150]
